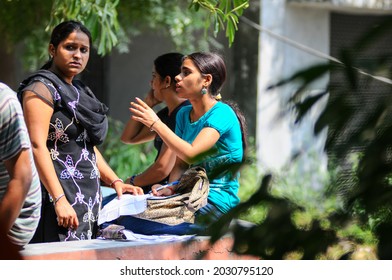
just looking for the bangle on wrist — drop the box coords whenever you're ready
[110,178,123,188]
[149,118,160,131]
[129,175,136,185]
[54,194,65,205]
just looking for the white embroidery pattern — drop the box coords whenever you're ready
[48,118,69,143]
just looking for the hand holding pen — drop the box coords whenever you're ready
[150,181,179,196]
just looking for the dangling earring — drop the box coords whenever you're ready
[201,86,208,95]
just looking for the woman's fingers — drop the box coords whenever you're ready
[71,216,79,229]
[133,187,144,195]
[129,106,144,116]
[58,216,78,229]
[56,203,79,229]
[130,102,148,119]
[151,184,162,196]
[130,102,143,113]
[135,97,148,108]
[126,185,144,195]
[115,183,144,198]
[130,98,160,130]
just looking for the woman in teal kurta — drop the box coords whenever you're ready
[175,101,243,214]
[119,52,247,234]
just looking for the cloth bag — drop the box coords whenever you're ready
[132,166,209,225]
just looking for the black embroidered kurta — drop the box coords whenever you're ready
[19,70,108,242]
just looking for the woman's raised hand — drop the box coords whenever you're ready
[144,89,161,108]
[130,97,160,129]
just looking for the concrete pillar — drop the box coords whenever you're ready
[257,0,330,171]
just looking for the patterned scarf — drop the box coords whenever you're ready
[18,70,108,145]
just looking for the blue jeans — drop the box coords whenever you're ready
[117,202,223,235]
[102,193,117,207]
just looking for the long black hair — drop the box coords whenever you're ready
[41,20,92,70]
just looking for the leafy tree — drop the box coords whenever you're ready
[207,17,392,259]
[0,0,249,70]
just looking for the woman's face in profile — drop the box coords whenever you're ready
[175,58,204,98]
[150,66,166,101]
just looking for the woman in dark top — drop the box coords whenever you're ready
[120,53,189,193]
[18,20,143,242]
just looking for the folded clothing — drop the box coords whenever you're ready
[97,224,127,240]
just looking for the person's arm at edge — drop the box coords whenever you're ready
[0,149,32,231]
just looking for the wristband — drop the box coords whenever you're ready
[129,175,136,185]
[53,194,65,205]
[149,118,160,131]
[110,178,123,188]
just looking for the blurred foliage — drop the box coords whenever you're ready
[189,0,249,46]
[0,0,249,70]
[206,17,392,259]
[207,175,339,259]
[98,117,157,180]
[236,137,268,223]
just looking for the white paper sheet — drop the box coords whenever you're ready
[98,227,195,242]
[121,231,195,242]
[98,194,149,225]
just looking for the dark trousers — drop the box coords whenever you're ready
[102,194,224,235]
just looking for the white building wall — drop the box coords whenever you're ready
[257,0,330,171]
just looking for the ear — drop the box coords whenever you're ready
[48,44,55,58]
[203,74,213,87]
[164,76,171,88]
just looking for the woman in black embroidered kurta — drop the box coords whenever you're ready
[18,21,143,242]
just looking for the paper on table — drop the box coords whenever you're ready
[98,194,149,225]
[121,231,195,242]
